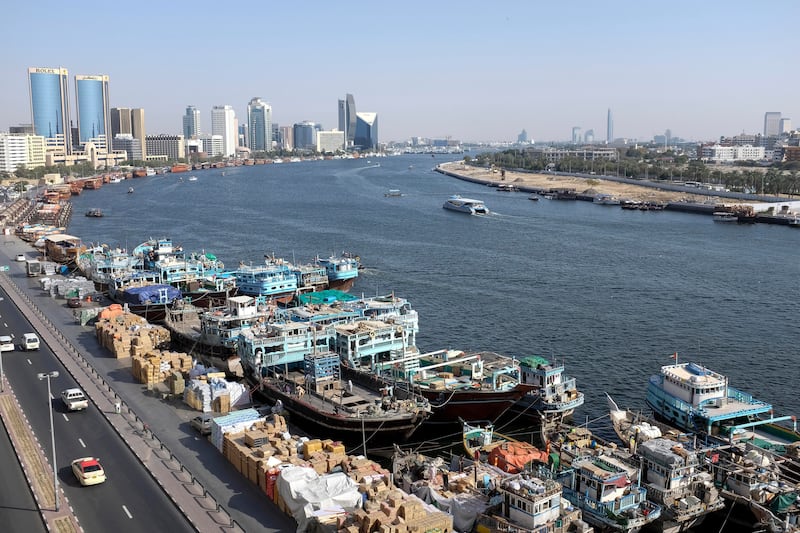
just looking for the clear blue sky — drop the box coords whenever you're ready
[2,0,798,143]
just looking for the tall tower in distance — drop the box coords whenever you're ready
[183,105,200,139]
[211,105,236,157]
[28,67,71,154]
[571,127,582,144]
[338,94,356,148]
[75,74,110,151]
[606,108,613,144]
[764,112,781,137]
[131,108,146,159]
[247,97,272,152]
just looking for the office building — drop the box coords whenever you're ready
[571,127,581,144]
[146,134,185,161]
[606,108,613,144]
[247,97,272,152]
[111,107,132,137]
[28,67,71,153]
[293,121,317,150]
[700,144,765,163]
[0,134,29,172]
[780,118,792,134]
[279,126,293,151]
[130,108,146,159]
[517,129,528,143]
[9,124,35,135]
[75,74,110,150]
[199,134,224,157]
[584,129,594,144]
[354,112,378,150]
[316,130,345,153]
[211,105,236,157]
[764,112,781,137]
[338,94,356,147]
[238,124,249,148]
[183,105,200,139]
[113,134,142,161]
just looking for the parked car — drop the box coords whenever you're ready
[71,457,106,486]
[190,414,213,436]
[15,254,26,262]
[0,335,13,352]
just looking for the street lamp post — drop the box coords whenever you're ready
[37,371,59,511]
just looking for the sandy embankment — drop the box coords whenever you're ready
[439,161,714,204]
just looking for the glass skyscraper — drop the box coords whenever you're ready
[354,112,378,150]
[28,67,71,152]
[75,75,110,147]
[338,93,356,147]
[247,97,272,152]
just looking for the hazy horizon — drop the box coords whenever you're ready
[2,0,798,143]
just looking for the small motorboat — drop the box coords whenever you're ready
[128,187,134,194]
[188,176,198,181]
[85,208,104,218]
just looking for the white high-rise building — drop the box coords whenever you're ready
[211,105,236,157]
[764,112,781,137]
[0,134,29,172]
[199,134,224,157]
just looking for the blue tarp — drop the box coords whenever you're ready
[121,284,181,305]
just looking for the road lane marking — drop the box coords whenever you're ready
[27,359,31,365]
[122,505,132,519]
[78,438,85,448]
[62,413,69,421]
[3,323,6,327]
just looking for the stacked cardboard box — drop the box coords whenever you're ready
[95,312,171,359]
[131,351,193,386]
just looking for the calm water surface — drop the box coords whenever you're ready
[67,154,800,441]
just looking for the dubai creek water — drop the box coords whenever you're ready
[66,153,800,446]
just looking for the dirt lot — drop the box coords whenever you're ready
[440,162,719,203]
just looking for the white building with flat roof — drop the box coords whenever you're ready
[0,134,29,172]
[211,105,236,157]
[316,130,345,153]
[146,134,185,161]
[700,144,765,163]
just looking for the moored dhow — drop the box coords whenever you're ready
[502,355,584,432]
[232,257,298,303]
[315,252,360,292]
[251,351,431,449]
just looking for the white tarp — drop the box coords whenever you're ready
[408,484,487,533]
[276,466,363,533]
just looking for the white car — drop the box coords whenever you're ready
[0,335,13,352]
[15,254,25,262]
[71,457,106,486]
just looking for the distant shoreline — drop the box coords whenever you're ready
[434,161,765,205]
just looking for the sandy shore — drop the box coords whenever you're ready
[437,161,720,204]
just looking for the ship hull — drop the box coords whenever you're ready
[327,277,356,292]
[340,365,530,430]
[252,380,427,449]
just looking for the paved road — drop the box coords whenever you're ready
[0,237,295,532]
[0,287,196,533]
[0,415,47,533]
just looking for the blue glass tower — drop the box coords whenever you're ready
[28,67,71,152]
[75,75,110,147]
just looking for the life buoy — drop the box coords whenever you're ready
[396,326,403,334]
[369,331,376,340]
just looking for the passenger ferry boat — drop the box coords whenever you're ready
[442,195,489,215]
[645,361,800,446]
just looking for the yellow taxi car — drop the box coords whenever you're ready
[71,457,106,486]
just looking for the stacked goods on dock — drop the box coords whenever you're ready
[95,307,170,358]
[130,351,193,387]
[183,367,250,414]
[210,410,453,532]
[39,276,95,299]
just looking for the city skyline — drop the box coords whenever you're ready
[2,1,799,143]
